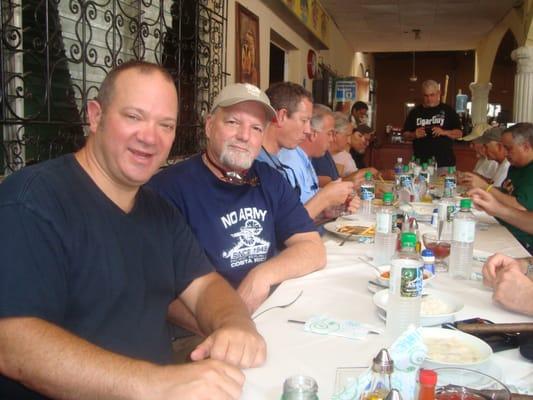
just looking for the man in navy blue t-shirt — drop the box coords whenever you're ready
[0,61,264,400]
[149,83,326,318]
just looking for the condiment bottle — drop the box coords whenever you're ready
[384,389,402,400]
[281,375,318,400]
[417,369,437,400]
[360,348,393,400]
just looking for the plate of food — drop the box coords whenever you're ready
[421,327,493,368]
[324,221,375,242]
[373,289,464,326]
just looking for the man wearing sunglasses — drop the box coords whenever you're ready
[148,83,325,324]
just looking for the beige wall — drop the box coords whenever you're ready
[227,0,372,91]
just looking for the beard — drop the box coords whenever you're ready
[219,141,255,171]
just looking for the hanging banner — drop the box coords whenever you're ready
[333,78,357,114]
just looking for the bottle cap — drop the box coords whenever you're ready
[365,171,373,180]
[422,162,428,169]
[421,248,435,258]
[400,232,417,248]
[460,198,472,209]
[403,165,410,172]
[282,375,318,394]
[384,389,402,400]
[448,166,454,173]
[383,192,394,203]
[371,348,394,374]
[418,368,437,385]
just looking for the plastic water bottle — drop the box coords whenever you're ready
[449,198,476,279]
[373,192,397,266]
[397,165,412,203]
[419,163,430,183]
[443,166,457,197]
[393,157,403,187]
[386,232,423,340]
[281,375,318,400]
[360,171,375,214]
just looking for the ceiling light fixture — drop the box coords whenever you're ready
[409,51,417,82]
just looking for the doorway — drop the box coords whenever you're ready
[269,42,285,85]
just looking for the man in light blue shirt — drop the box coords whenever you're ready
[260,82,359,220]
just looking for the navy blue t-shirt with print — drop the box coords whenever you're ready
[148,154,317,287]
[0,155,214,399]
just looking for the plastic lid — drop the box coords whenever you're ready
[402,165,410,172]
[460,198,472,209]
[418,369,437,385]
[365,171,373,180]
[447,166,454,173]
[400,232,417,247]
[421,248,434,258]
[422,162,428,168]
[383,192,394,203]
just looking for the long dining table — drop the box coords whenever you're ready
[242,209,533,399]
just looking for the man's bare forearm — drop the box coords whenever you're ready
[489,188,527,211]
[251,232,325,286]
[495,206,533,235]
[180,272,254,335]
[0,317,153,400]
[167,299,204,336]
[304,192,330,219]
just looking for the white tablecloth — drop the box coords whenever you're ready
[242,211,533,399]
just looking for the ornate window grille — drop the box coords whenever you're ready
[0,0,227,175]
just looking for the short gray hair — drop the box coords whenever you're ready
[504,122,533,146]
[422,80,440,92]
[311,103,333,131]
[333,112,351,134]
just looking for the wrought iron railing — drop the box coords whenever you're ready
[0,0,227,174]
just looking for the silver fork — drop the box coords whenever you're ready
[252,290,303,320]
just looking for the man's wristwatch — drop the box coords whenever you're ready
[526,259,533,278]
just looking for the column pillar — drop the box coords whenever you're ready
[469,82,492,125]
[511,46,533,123]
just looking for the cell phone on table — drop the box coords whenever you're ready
[442,317,521,352]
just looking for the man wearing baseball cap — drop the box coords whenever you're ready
[460,126,510,189]
[148,83,325,324]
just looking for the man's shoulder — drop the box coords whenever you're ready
[148,154,202,186]
[0,155,75,205]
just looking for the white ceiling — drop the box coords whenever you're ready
[320,0,519,52]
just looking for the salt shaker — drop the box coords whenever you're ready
[281,375,318,400]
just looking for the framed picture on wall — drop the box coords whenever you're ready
[236,3,260,86]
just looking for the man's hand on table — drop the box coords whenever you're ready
[150,359,244,400]
[190,315,266,368]
[482,253,533,316]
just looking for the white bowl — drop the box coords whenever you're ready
[373,289,464,326]
[421,327,493,368]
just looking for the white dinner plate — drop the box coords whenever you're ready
[323,220,375,243]
[373,289,464,326]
